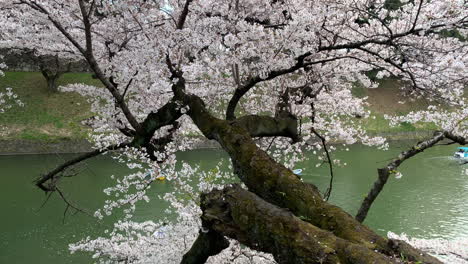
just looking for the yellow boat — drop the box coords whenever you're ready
[155,176,166,181]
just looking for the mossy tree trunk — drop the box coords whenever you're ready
[171,77,442,264]
[200,185,397,264]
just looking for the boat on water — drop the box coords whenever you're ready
[454,147,468,158]
[143,171,166,181]
[293,169,303,175]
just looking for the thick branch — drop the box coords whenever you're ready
[201,185,397,264]
[35,142,130,192]
[231,114,299,141]
[318,22,450,52]
[78,0,94,56]
[311,128,334,201]
[38,96,183,192]
[224,55,347,120]
[176,0,193,30]
[132,100,183,147]
[444,131,468,145]
[225,52,310,120]
[356,131,445,223]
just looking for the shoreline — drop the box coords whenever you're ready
[0,131,436,155]
[0,139,94,155]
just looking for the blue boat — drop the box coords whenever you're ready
[293,169,303,175]
[454,147,468,158]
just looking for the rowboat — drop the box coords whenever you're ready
[454,147,468,158]
[293,169,303,175]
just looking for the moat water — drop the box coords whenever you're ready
[1,142,467,263]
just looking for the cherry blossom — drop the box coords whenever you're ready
[1,0,467,263]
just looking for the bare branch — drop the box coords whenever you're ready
[410,0,424,32]
[36,142,130,192]
[225,54,349,120]
[177,0,193,30]
[311,128,335,201]
[356,131,445,223]
[56,187,93,218]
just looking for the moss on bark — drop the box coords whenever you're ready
[201,185,397,264]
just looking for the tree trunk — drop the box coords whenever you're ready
[201,185,398,264]
[180,90,442,264]
[41,69,62,93]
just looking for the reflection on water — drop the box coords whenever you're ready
[0,142,467,263]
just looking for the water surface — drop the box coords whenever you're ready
[0,142,467,263]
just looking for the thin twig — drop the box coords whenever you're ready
[56,187,93,218]
[311,128,334,201]
[36,192,53,212]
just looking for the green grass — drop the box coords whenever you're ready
[360,113,437,134]
[351,79,439,134]
[0,71,101,141]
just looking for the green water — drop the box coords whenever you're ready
[1,143,467,263]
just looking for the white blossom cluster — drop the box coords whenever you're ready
[388,232,468,264]
[0,87,23,113]
[0,59,23,112]
[71,158,276,263]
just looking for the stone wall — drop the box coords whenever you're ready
[0,48,89,72]
[0,138,221,155]
[0,139,94,155]
[0,131,437,155]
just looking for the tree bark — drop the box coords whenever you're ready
[231,114,299,141]
[200,185,397,264]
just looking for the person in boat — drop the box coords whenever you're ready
[144,170,166,182]
[454,147,468,158]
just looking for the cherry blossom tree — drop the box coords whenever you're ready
[1,0,467,263]
[0,8,86,92]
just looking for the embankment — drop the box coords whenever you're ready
[0,130,435,155]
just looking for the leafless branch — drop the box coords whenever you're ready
[311,128,335,201]
[56,187,93,218]
[35,142,130,192]
[356,131,446,222]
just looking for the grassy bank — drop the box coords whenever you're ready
[0,72,437,144]
[0,71,100,141]
[352,78,438,133]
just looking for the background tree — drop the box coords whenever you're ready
[1,0,467,263]
[0,11,88,92]
[38,54,72,93]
